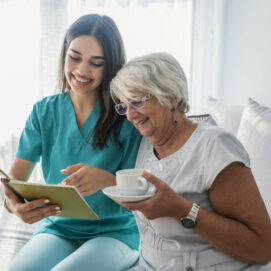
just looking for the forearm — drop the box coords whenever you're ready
[9,158,35,181]
[194,207,271,264]
[172,197,269,263]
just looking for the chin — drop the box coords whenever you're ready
[73,86,97,95]
[138,129,152,138]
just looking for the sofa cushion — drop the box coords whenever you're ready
[237,98,271,217]
[202,97,243,136]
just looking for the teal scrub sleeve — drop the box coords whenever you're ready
[16,103,42,162]
[119,120,142,169]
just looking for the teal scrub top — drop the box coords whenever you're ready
[16,93,142,250]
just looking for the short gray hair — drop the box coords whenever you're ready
[110,52,189,112]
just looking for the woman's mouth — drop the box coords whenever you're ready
[134,118,148,128]
[72,74,92,86]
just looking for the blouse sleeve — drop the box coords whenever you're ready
[118,119,142,170]
[16,103,42,162]
[203,130,251,190]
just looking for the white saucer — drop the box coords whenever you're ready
[103,186,154,202]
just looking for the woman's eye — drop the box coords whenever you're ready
[90,62,104,67]
[131,100,143,108]
[69,55,80,61]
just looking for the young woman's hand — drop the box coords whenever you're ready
[3,184,61,224]
[60,163,116,196]
[120,171,191,220]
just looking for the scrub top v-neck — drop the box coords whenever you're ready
[66,92,98,140]
[16,93,142,249]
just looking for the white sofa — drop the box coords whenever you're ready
[203,97,271,218]
[0,97,270,271]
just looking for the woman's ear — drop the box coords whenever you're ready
[171,98,178,108]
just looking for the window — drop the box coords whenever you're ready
[0,0,192,177]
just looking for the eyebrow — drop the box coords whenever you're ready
[70,49,105,59]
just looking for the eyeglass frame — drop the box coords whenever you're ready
[114,93,153,115]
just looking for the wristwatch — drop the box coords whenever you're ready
[180,203,200,229]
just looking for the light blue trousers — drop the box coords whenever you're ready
[8,233,139,271]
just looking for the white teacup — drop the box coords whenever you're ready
[116,169,149,196]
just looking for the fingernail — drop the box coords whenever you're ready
[60,169,66,172]
[62,182,66,185]
[56,210,61,215]
[44,199,50,203]
[55,207,61,210]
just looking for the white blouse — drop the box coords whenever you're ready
[134,121,269,271]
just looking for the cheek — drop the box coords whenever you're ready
[152,109,170,126]
[94,67,105,81]
[64,58,73,74]
[64,61,76,84]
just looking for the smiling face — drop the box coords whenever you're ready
[64,35,105,97]
[124,92,174,146]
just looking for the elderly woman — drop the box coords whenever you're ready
[110,52,271,270]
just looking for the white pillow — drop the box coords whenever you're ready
[237,98,271,217]
[202,97,244,136]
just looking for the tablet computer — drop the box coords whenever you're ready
[1,173,99,220]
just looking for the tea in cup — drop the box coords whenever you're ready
[116,169,149,196]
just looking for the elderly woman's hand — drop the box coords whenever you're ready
[121,171,192,220]
[60,163,116,196]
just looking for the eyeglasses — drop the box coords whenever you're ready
[114,94,152,115]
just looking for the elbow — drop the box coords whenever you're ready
[255,256,271,266]
[248,223,271,265]
[251,239,271,265]
[257,251,271,266]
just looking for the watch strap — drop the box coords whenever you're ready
[187,202,200,220]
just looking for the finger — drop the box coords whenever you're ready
[21,205,62,224]
[142,171,164,187]
[61,173,82,186]
[77,184,94,196]
[79,184,97,196]
[80,190,90,197]
[121,198,150,211]
[60,163,84,174]
[17,198,51,213]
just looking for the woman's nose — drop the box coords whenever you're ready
[126,105,137,122]
[76,61,90,76]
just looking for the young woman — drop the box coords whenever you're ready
[3,14,141,271]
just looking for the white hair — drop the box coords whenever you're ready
[110,52,189,112]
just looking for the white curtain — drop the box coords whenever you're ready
[0,0,194,178]
[0,0,42,178]
[189,0,225,114]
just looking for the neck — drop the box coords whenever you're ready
[69,90,99,113]
[153,116,197,160]
[69,90,100,129]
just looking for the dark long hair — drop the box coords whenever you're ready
[58,14,126,149]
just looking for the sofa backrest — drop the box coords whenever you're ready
[203,97,271,218]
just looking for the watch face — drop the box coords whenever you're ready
[181,218,195,229]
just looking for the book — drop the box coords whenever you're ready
[0,169,99,220]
